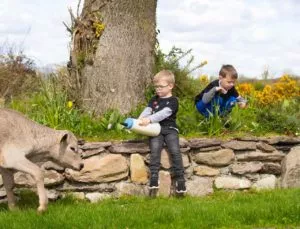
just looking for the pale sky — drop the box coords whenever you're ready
[1,0,300,78]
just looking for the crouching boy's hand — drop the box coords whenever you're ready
[236,96,247,109]
[138,118,151,126]
[237,102,247,109]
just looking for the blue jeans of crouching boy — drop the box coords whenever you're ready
[149,127,185,182]
[196,96,237,118]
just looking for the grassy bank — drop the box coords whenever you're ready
[0,188,299,228]
[1,46,299,140]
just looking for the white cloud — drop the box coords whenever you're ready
[157,0,300,77]
[0,0,79,65]
[0,0,299,78]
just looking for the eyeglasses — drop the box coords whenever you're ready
[154,84,169,89]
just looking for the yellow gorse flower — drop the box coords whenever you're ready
[93,22,105,38]
[200,60,208,67]
[255,75,300,105]
[67,101,73,108]
[236,83,255,98]
[199,74,209,84]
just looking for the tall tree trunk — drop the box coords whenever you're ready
[69,0,157,115]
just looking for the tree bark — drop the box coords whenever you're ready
[71,0,157,115]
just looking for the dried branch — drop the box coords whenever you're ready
[77,0,82,18]
[68,7,77,27]
[63,22,72,34]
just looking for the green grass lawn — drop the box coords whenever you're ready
[0,188,300,228]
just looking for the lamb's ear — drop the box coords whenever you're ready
[60,132,68,144]
[59,132,69,154]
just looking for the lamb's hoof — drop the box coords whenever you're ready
[8,204,18,211]
[37,205,47,214]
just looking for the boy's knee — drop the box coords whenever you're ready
[218,96,237,116]
[196,100,210,117]
[225,96,237,107]
[222,96,237,111]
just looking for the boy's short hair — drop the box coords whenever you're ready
[219,65,238,79]
[153,70,175,84]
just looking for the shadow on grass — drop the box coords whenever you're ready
[0,189,88,212]
[0,190,38,212]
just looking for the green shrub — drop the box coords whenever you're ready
[0,44,38,101]
[155,46,206,98]
[8,76,138,140]
[255,98,300,135]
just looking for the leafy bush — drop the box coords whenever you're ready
[255,98,300,135]
[154,46,207,98]
[0,44,38,101]
[255,75,300,105]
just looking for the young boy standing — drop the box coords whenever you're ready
[195,64,247,118]
[138,70,186,195]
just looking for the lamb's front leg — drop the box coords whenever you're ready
[14,159,48,213]
[0,167,17,210]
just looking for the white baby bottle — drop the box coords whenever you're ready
[122,118,161,137]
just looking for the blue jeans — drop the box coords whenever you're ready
[149,127,185,181]
[196,96,237,118]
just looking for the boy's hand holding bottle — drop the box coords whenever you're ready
[138,117,151,126]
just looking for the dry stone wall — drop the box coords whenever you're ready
[1,136,300,203]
